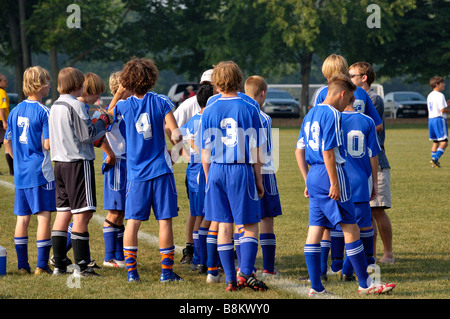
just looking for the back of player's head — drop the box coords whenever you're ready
[322,54,349,80]
[196,83,214,108]
[121,57,158,95]
[109,71,121,95]
[328,74,356,95]
[82,72,106,96]
[57,67,84,94]
[244,75,267,100]
[212,61,243,94]
[349,62,376,86]
[22,66,51,97]
[429,76,444,89]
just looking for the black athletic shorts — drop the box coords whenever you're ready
[54,160,97,213]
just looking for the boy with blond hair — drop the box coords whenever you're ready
[4,66,55,275]
[198,61,268,291]
[49,67,110,277]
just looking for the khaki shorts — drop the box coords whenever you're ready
[370,167,391,209]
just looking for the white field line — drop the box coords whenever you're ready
[1,178,333,299]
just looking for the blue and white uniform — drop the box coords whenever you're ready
[114,92,177,221]
[296,104,355,228]
[198,93,265,225]
[427,90,448,141]
[182,112,205,217]
[341,110,381,227]
[5,99,55,215]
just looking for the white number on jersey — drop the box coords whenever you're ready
[304,121,320,151]
[220,118,238,147]
[135,113,152,140]
[346,129,366,158]
[17,116,30,144]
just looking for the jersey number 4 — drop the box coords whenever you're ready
[136,113,152,140]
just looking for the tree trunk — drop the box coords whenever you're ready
[300,52,313,117]
[7,10,24,102]
[18,0,31,70]
[50,47,60,103]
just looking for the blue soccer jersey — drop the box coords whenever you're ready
[114,92,174,182]
[297,104,346,166]
[342,111,381,202]
[182,112,203,192]
[314,86,382,128]
[199,95,265,164]
[5,99,54,189]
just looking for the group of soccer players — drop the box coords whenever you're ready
[3,53,409,296]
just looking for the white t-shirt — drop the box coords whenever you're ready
[427,90,447,119]
[173,95,200,127]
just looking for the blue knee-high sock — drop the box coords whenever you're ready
[198,227,208,265]
[330,229,345,272]
[320,239,331,276]
[360,229,375,265]
[239,237,258,276]
[435,148,445,160]
[260,233,276,273]
[115,226,124,261]
[36,238,52,270]
[304,244,324,292]
[192,231,199,265]
[15,236,29,270]
[66,223,73,252]
[103,226,118,262]
[206,230,219,276]
[342,252,354,276]
[345,240,370,288]
[218,243,236,283]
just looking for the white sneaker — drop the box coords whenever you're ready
[114,259,126,268]
[308,288,335,298]
[359,282,396,295]
[206,273,225,283]
[103,260,119,268]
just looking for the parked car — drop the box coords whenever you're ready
[261,88,300,118]
[384,91,428,119]
[167,82,198,107]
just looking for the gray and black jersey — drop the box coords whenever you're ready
[49,94,106,162]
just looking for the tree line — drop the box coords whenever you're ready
[1,0,448,111]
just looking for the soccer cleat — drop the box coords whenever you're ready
[237,271,269,291]
[308,288,335,298]
[88,260,101,269]
[114,259,126,268]
[180,247,194,264]
[160,271,183,283]
[206,273,225,283]
[430,159,441,168]
[127,270,140,282]
[358,282,396,295]
[226,280,240,292]
[262,269,279,278]
[18,268,31,275]
[35,267,52,275]
[50,256,72,267]
[52,267,72,276]
[103,260,120,268]
[341,274,356,282]
[73,267,102,277]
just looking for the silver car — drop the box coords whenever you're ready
[384,91,428,119]
[261,88,300,118]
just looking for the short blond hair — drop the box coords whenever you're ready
[244,75,267,100]
[212,61,243,94]
[57,67,85,94]
[82,72,106,96]
[322,54,349,80]
[109,71,121,95]
[22,66,51,97]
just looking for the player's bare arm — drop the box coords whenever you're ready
[295,148,309,198]
[3,138,12,157]
[323,148,340,201]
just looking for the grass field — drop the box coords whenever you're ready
[0,120,449,302]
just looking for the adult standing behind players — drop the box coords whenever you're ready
[349,62,395,264]
[0,73,14,176]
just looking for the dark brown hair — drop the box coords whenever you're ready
[121,57,158,95]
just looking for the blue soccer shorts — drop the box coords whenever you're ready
[125,173,178,221]
[354,201,372,228]
[14,181,56,216]
[429,117,448,141]
[306,164,356,228]
[103,158,127,211]
[204,163,260,225]
[260,172,282,219]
